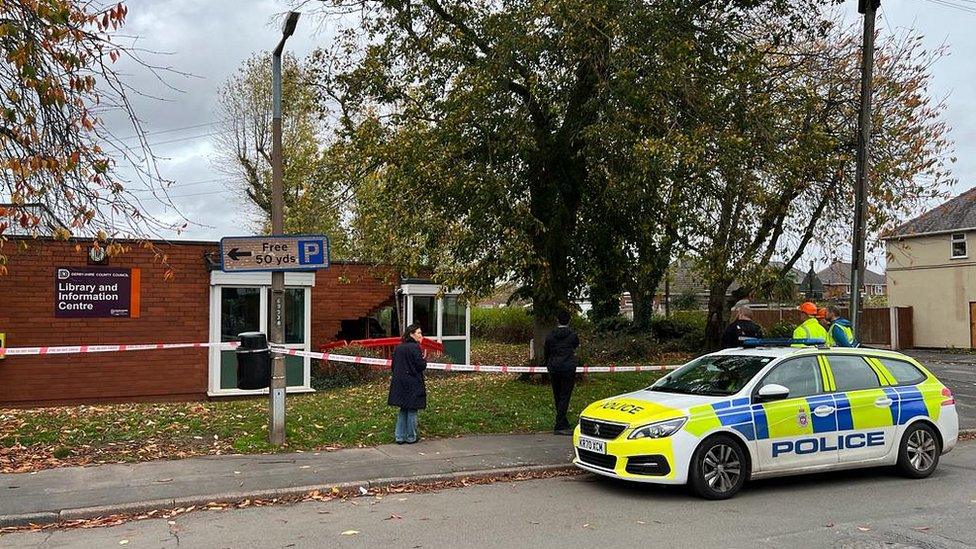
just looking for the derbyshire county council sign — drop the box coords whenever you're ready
[54,267,141,318]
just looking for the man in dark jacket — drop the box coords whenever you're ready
[721,300,764,349]
[544,310,580,435]
[388,323,427,444]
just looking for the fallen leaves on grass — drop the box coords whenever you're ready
[2,368,664,473]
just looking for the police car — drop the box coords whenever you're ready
[573,340,959,499]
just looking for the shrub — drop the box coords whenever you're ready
[592,315,633,334]
[471,307,534,343]
[652,311,707,352]
[650,311,706,339]
[671,290,699,311]
[312,344,387,390]
[579,332,660,364]
[768,321,795,339]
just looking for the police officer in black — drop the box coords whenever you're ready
[544,310,580,436]
[721,300,764,349]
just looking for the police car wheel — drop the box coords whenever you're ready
[689,435,748,500]
[897,422,941,479]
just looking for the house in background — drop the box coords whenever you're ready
[816,260,887,300]
[884,186,976,348]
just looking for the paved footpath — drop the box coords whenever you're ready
[3,440,975,548]
[0,433,574,528]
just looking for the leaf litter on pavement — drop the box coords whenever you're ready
[0,467,581,535]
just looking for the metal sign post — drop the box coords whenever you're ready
[221,233,328,448]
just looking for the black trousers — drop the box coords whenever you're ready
[549,370,576,431]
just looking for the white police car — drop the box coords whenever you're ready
[573,341,959,499]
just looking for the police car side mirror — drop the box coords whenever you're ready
[756,383,790,403]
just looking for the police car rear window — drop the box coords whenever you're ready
[827,355,881,392]
[877,358,926,385]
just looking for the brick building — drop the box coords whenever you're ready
[816,260,887,300]
[0,237,401,406]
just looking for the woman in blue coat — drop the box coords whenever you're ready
[388,323,427,444]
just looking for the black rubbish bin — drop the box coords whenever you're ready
[236,331,271,390]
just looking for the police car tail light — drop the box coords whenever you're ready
[627,418,687,440]
[941,387,955,406]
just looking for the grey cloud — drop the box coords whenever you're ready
[108,1,975,247]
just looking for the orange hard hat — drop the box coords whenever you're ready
[798,302,818,315]
[817,307,827,319]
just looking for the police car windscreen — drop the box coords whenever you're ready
[649,355,772,396]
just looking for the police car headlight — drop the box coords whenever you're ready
[627,418,687,440]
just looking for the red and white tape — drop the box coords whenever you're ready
[0,341,239,357]
[273,347,681,374]
[0,341,681,374]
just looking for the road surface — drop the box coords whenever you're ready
[905,350,976,430]
[2,440,974,549]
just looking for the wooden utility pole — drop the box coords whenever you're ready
[850,0,879,341]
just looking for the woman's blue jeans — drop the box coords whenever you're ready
[395,407,418,443]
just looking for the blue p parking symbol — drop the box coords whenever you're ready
[298,239,325,266]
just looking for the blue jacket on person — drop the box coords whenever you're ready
[828,318,857,347]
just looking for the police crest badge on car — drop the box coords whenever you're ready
[797,408,808,428]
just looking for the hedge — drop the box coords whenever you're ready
[471,307,534,343]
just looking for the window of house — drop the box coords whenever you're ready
[951,233,967,259]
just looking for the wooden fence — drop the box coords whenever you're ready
[750,307,913,349]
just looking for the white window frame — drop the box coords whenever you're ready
[208,272,315,397]
[401,283,471,366]
[951,233,968,259]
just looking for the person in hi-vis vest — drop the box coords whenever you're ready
[792,301,828,346]
[825,305,858,347]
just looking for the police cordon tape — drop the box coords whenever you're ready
[271,347,682,374]
[0,341,682,373]
[0,341,240,356]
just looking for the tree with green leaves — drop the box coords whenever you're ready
[686,23,954,349]
[214,53,351,256]
[304,0,826,354]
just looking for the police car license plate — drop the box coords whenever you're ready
[578,436,606,454]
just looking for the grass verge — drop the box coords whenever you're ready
[0,371,664,473]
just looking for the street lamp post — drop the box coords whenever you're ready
[850,0,879,341]
[269,10,300,446]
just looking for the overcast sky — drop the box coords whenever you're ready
[110,0,976,268]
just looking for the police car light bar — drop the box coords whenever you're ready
[741,338,826,348]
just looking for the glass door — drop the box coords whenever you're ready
[219,287,262,390]
[440,296,469,364]
[405,292,470,365]
[210,285,311,394]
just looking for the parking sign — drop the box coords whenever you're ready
[220,235,331,272]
